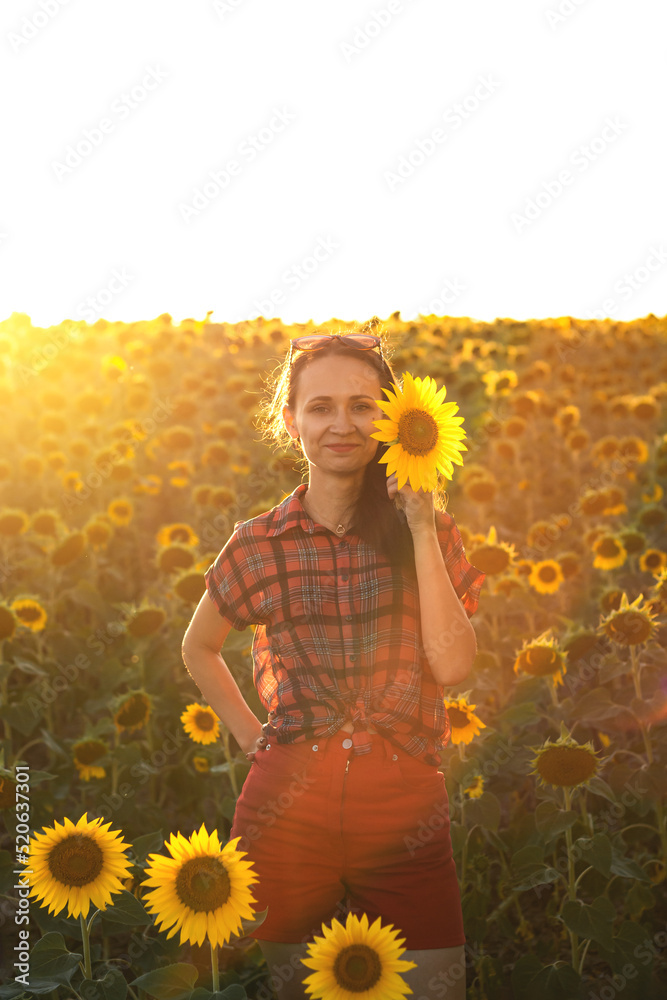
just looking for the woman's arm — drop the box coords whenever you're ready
[182,592,264,755]
[411,525,478,687]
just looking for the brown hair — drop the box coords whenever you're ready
[256,320,448,568]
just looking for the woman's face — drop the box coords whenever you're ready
[283,354,385,475]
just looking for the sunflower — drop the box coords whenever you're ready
[528,559,565,595]
[140,823,259,947]
[25,812,133,919]
[156,522,199,547]
[463,774,485,799]
[514,633,568,686]
[10,597,47,632]
[370,371,467,491]
[107,498,134,526]
[443,695,486,746]
[114,692,152,734]
[181,704,221,745]
[530,725,600,790]
[73,739,109,781]
[193,755,211,773]
[640,549,667,574]
[592,534,628,571]
[598,591,659,646]
[126,605,167,638]
[300,911,417,1000]
[51,531,87,567]
[467,525,516,576]
[0,508,30,537]
[0,605,18,641]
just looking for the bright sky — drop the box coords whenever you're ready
[1,0,665,329]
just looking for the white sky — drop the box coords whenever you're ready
[1,0,666,329]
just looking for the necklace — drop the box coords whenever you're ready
[303,492,347,536]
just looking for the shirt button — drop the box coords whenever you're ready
[392,754,398,760]
[341,574,349,581]
[349,655,356,662]
[345,615,352,621]
[342,738,353,749]
[312,744,319,751]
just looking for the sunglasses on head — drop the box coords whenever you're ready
[288,333,384,366]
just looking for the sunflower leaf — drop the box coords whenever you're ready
[560,897,615,951]
[534,800,578,839]
[80,968,128,1000]
[609,847,651,882]
[26,932,82,986]
[130,962,199,1000]
[0,701,40,737]
[464,791,501,832]
[98,889,152,926]
[572,833,612,877]
[511,956,584,1000]
[568,687,626,721]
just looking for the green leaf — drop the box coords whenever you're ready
[584,775,618,804]
[219,796,237,823]
[511,844,545,870]
[98,889,152,927]
[535,800,578,839]
[511,863,561,891]
[80,969,128,1000]
[28,932,83,986]
[0,701,40,738]
[496,701,540,726]
[512,956,584,1000]
[560,897,615,951]
[625,881,655,916]
[609,847,650,881]
[12,658,48,678]
[573,833,612,877]
[130,829,166,864]
[568,687,625,721]
[130,963,199,1000]
[464,791,501,832]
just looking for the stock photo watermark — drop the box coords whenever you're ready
[510,116,628,234]
[8,0,73,53]
[51,66,169,180]
[249,235,340,319]
[178,106,296,224]
[339,0,422,64]
[545,0,592,30]
[581,244,667,322]
[384,75,501,191]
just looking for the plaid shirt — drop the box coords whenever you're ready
[204,483,485,767]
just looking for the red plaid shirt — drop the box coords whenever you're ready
[204,483,485,767]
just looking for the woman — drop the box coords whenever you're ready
[182,331,485,999]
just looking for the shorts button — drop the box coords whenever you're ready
[266,744,271,750]
[342,738,353,749]
[312,744,319,751]
[392,754,398,760]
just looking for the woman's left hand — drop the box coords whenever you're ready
[387,472,436,534]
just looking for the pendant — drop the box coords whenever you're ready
[335,523,345,535]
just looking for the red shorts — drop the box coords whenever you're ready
[229,730,465,949]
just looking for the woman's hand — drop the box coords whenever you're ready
[244,733,268,762]
[387,472,436,534]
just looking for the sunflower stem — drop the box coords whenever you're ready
[210,940,219,993]
[548,677,560,708]
[579,791,593,836]
[577,936,593,977]
[79,912,92,980]
[111,729,119,799]
[629,644,642,700]
[563,786,580,970]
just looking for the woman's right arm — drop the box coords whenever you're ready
[181,591,265,758]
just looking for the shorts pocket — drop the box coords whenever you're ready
[393,750,442,792]
[252,740,324,780]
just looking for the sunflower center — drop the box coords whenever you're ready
[397,410,439,456]
[175,856,231,912]
[538,565,557,582]
[536,746,597,787]
[117,695,149,727]
[48,834,104,887]
[447,706,470,728]
[333,944,382,992]
[195,711,215,732]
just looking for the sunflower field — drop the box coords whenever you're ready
[0,310,666,999]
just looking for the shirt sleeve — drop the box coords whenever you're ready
[203,525,264,631]
[436,511,486,618]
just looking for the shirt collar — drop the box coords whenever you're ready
[266,483,318,537]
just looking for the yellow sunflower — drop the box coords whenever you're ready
[73,739,109,781]
[463,774,485,799]
[598,591,659,646]
[443,695,486,746]
[639,549,667,574]
[0,604,18,641]
[514,633,568,686]
[528,559,565,595]
[467,525,516,576]
[592,534,628,570]
[300,911,417,1000]
[107,498,134,526]
[530,724,601,791]
[10,597,47,632]
[25,812,133,919]
[370,371,467,491]
[181,703,221,745]
[114,692,152,734]
[156,522,199,547]
[140,823,260,947]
